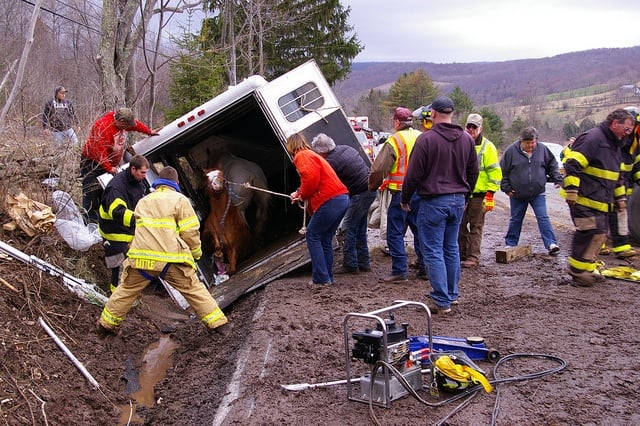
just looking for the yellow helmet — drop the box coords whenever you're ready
[624,106,640,123]
[412,105,433,130]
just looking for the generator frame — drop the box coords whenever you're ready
[343,300,433,408]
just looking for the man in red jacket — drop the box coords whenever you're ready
[81,107,158,223]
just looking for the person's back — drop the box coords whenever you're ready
[324,144,369,194]
[404,123,477,196]
[97,166,231,336]
[401,96,478,314]
[128,177,201,270]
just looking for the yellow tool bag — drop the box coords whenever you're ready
[432,351,493,393]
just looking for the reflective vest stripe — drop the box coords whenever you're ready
[382,132,410,191]
[128,248,196,269]
[100,307,123,327]
[201,308,226,327]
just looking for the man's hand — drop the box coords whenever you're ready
[126,146,136,155]
[483,192,494,212]
[400,202,410,212]
[616,199,627,212]
[565,189,578,206]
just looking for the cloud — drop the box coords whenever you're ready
[341,0,640,63]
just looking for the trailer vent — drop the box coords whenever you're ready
[278,82,324,122]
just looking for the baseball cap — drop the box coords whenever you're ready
[394,107,413,122]
[466,113,483,128]
[115,107,135,126]
[431,96,455,113]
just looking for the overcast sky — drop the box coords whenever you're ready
[340,0,640,63]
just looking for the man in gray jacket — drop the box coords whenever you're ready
[500,127,562,255]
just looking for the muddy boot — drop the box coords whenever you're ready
[210,322,234,337]
[96,319,117,337]
[568,268,604,287]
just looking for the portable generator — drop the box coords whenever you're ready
[343,300,433,408]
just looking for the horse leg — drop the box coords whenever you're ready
[227,246,237,275]
[254,191,270,240]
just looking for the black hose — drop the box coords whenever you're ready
[366,352,568,426]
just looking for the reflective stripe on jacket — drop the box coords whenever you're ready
[127,186,202,270]
[98,168,146,243]
[381,128,421,191]
[562,123,625,213]
[472,136,502,193]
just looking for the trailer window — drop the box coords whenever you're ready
[278,82,324,122]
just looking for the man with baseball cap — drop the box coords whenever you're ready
[402,96,478,313]
[369,107,422,282]
[459,113,502,268]
[81,107,159,223]
[42,86,79,148]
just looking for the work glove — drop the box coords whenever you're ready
[483,192,494,212]
[565,189,578,206]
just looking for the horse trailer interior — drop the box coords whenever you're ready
[131,60,369,307]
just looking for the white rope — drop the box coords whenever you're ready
[226,181,307,234]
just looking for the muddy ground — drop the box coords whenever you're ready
[1,187,640,425]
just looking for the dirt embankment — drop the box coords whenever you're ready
[1,187,640,425]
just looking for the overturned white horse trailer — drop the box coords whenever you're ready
[131,60,370,309]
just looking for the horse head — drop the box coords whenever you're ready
[206,169,226,193]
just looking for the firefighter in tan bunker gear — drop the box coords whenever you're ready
[97,166,229,335]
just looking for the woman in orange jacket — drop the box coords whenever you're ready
[286,133,349,285]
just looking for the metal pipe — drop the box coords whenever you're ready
[38,317,100,390]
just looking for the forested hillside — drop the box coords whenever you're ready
[333,46,640,111]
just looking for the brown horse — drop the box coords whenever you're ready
[206,150,270,240]
[202,169,256,276]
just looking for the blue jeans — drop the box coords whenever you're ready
[505,193,557,249]
[342,191,377,270]
[407,194,425,272]
[306,194,349,284]
[418,194,466,308]
[387,192,423,276]
[51,128,78,148]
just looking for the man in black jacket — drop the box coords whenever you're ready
[402,96,478,314]
[98,155,149,293]
[500,127,562,255]
[563,109,634,286]
[42,86,79,148]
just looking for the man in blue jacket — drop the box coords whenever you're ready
[500,127,562,255]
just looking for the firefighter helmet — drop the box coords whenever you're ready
[624,106,640,123]
[415,104,433,121]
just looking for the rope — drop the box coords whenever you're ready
[226,180,308,234]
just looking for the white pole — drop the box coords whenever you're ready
[38,317,100,390]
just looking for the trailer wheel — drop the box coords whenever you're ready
[629,185,640,243]
[486,349,500,362]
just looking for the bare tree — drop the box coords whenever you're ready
[96,0,201,114]
[0,0,44,131]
